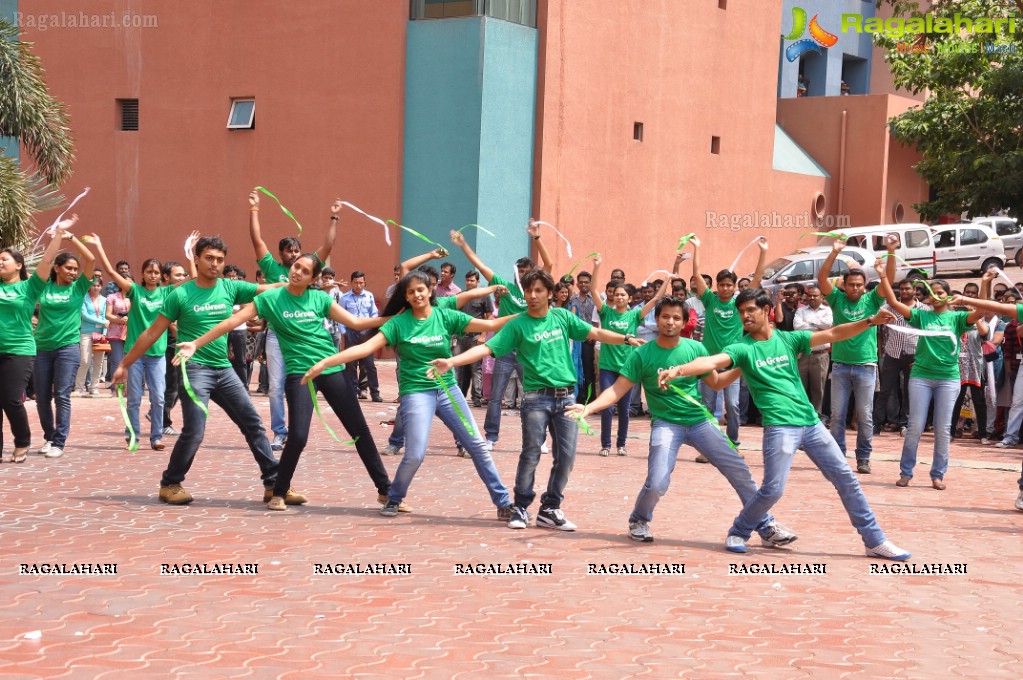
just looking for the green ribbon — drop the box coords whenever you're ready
[255,186,303,235]
[676,232,696,252]
[571,411,595,436]
[916,278,948,302]
[386,219,446,254]
[457,223,497,238]
[565,252,600,279]
[117,384,138,451]
[433,370,475,437]
[668,383,737,450]
[879,252,929,277]
[177,356,209,417]
[308,381,342,443]
[802,230,846,240]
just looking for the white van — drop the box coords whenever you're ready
[815,223,936,281]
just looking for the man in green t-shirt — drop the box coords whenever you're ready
[567,296,797,546]
[113,236,289,507]
[657,288,911,560]
[450,223,553,451]
[818,239,898,474]
[248,189,340,452]
[690,235,768,449]
[431,269,641,532]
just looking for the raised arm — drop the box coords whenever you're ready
[248,189,270,260]
[817,240,842,296]
[35,215,79,281]
[884,235,898,285]
[174,304,259,363]
[399,247,447,277]
[979,268,995,301]
[638,276,672,318]
[315,198,341,263]
[691,237,707,297]
[87,233,132,294]
[303,332,389,383]
[750,237,768,288]
[450,229,494,282]
[527,220,553,273]
[67,229,95,276]
[185,230,199,281]
[873,257,912,318]
[590,255,604,313]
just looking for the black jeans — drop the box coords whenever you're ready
[0,354,34,450]
[279,372,391,497]
[577,341,596,403]
[344,330,380,399]
[163,339,184,429]
[951,383,987,438]
[873,353,913,430]
[228,329,249,387]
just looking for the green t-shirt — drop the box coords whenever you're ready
[126,284,170,357]
[1016,303,1023,322]
[436,296,458,310]
[0,276,46,355]
[620,338,711,426]
[380,306,472,395]
[488,273,526,317]
[908,308,970,381]
[258,252,291,283]
[826,287,884,364]
[487,307,593,391]
[254,286,343,377]
[700,288,741,355]
[598,306,642,371]
[160,279,259,368]
[723,330,820,426]
[35,275,93,351]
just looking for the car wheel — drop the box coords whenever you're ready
[981,257,1004,273]
[1016,249,1022,268]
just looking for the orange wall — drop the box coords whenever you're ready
[532,0,826,280]
[21,0,408,298]
[777,94,928,227]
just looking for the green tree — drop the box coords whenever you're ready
[881,0,1023,220]
[0,18,74,247]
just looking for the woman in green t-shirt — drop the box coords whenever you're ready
[0,224,74,463]
[590,256,666,456]
[875,261,982,490]
[33,227,95,460]
[176,254,395,512]
[305,270,515,520]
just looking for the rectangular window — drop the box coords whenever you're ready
[118,99,138,131]
[633,122,643,142]
[227,98,255,129]
[711,136,721,154]
[718,0,727,9]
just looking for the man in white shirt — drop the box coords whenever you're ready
[793,284,833,419]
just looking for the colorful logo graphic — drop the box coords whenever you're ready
[784,7,839,62]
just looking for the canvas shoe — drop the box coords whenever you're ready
[760,521,798,548]
[37,441,52,455]
[628,519,653,543]
[45,447,64,459]
[725,535,747,553]
[536,506,576,531]
[507,505,529,529]
[376,494,412,513]
[865,540,911,561]
[380,501,400,517]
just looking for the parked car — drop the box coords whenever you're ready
[932,223,1005,275]
[758,246,880,298]
[815,223,935,281]
[970,217,1021,267]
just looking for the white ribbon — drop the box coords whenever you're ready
[728,237,763,273]
[184,234,197,260]
[993,267,1015,290]
[885,324,958,355]
[531,220,572,258]
[641,269,675,286]
[339,201,392,246]
[508,267,527,307]
[33,186,91,248]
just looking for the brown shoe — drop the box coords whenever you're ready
[377,494,412,513]
[159,484,193,504]
[267,496,287,511]
[263,488,307,505]
[151,441,166,451]
[895,476,911,487]
[931,478,946,491]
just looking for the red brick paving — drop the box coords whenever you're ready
[2,361,1022,678]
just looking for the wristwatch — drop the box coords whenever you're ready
[624,334,635,343]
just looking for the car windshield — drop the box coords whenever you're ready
[763,257,794,279]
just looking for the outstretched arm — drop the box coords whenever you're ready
[657,353,733,387]
[450,229,494,282]
[452,284,503,309]
[248,189,270,260]
[586,326,643,346]
[87,233,132,294]
[464,313,516,334]
[174,304,259,363]
[303,332,388,383]
[810,309,895,348]
[429,344,493,375]
[112,315,173,383]
[327,303,387,330]
[566,374,635,417]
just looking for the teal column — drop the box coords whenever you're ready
[1,0,20,163]
[402,17,538,282]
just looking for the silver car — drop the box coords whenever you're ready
[757,246,880,298]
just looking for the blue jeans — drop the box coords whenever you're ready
[699,376,739,444]
[484,351,522,442]
[517,389,577,509]
[161,362,278,488]
[389,387,509,508]
[106,339,125,383]
[266,330,287,438]
[731,422,886,548]
[599,369,633,448]
[388,402,405,449]
[1001,368,1023,445]
[900,377,958,480]
[631,419,774,536]
[35,343,81,449]
[127,354,166,445]
[829,363,876,461]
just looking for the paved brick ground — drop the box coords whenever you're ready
[2,361,1022,678]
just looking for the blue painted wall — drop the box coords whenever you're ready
[402,16,538,284]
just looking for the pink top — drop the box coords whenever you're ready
[106,292,131,341]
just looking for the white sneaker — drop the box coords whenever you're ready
[725,535,747,553]
[485,440,495,452]
[1015,489,1023,512]
[540,443,549,453]
[996,440,1016,448]
[37,441,52,455]
[45,447,64,459]
[865,540,911,561]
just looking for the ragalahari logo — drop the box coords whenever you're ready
[784,7,839,61]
